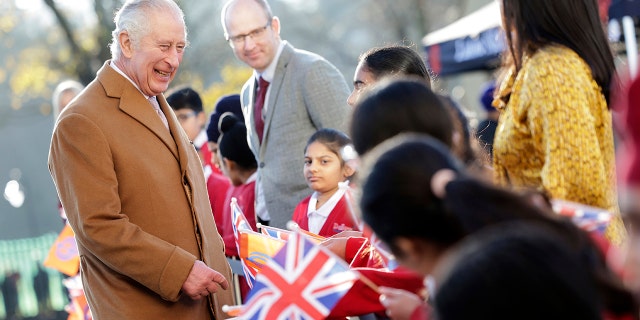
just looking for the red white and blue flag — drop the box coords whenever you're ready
[231,198,258,287]
[264,222,326,244]
[260,224,292,241]
[551,199,612,234]
[231,197,253,237]
[239,231,357,320]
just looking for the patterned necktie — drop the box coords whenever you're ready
[254,77,270,144]
[149,96,169,130]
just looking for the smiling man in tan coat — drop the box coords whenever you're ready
[48,0,234,318]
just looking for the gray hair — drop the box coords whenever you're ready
[110,0,187,60]
[52,80,84,119]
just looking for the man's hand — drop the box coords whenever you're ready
[181,260,229,300]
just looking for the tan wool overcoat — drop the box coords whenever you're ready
[49,61,234,319]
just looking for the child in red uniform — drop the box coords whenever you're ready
[205,94,243,235]
[217,113,258,301]
[292,128,356,237]
[217,113,258,256]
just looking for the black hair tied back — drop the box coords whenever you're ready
[219,112,240,135]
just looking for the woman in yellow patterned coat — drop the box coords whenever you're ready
[493,0,625,244]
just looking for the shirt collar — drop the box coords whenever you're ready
[193,130,208,149]
[246,171,258,184]
[254,40,286,83]
[110,61,150,100]
[307,186,347,219]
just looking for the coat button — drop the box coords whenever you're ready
[260,162,265,168]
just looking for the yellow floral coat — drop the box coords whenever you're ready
[493,45,625,244]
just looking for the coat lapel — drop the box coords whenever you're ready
[243,79,260,155]
[159,94,191,175]
[260,43,293,156]
[98,61,179,161]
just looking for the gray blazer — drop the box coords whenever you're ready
[241,42,351,228]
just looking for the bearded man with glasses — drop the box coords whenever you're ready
[221,0,351,229]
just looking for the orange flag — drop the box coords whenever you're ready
[44,224,80,276]
[238,230,286,282]
[66,292,91,320]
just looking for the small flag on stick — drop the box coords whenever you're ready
[44,224,80,276]
[238,231,357,319]
[551,199,612,234]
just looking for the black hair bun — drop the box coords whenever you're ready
[219,112,240,135]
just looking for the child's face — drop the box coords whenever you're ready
[208,141,221,169]
[304,141,348,195]
[175,109,206,141]
[218,149,241,186]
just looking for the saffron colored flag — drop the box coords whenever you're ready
[67,295,91,320]
[240,232,357,320]
[63,276,91,320]
[551,199,612,234]
[239,230,286,286]
[44,224,80,276]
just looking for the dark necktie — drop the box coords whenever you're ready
[254,77,270,144]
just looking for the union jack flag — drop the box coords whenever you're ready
[239,231,357,319]
[231,198,258,287]
[285,221,327,244]
[551,199,612,234]
[260,224,292,241]
[231,197,253,237]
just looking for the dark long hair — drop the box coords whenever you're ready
[304,128,352,165]
[350,78,453,156]
[359,45,431,87]
[359,134,637,317]
[434,223,602,320]
[501,0,615,103]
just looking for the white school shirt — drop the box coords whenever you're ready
[306,185,347,234]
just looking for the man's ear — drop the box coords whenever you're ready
[271,16,281,37]
[119,31,134,58]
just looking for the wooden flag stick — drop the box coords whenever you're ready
[222,304,243,317]
[355,270,380,294]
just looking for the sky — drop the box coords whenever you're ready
[14,0,91,11]
[12,0,97,28]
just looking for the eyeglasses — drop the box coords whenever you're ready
[227,21,271,47]
[176,112,196,122]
